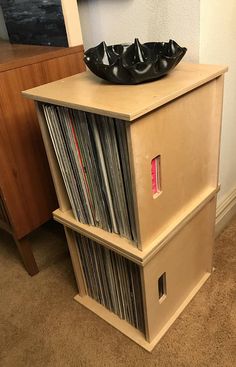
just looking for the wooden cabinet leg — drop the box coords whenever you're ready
[15,236,39,276]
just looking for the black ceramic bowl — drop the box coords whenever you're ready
[84,38,187,85]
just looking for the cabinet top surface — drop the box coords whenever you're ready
[23,62,227,121]
[0,40,84,72]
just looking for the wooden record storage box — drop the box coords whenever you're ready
[23,63,227,351]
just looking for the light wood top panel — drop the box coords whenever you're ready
[23,63,227,121]
[53,186,218,265]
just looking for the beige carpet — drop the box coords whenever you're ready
[0,218,235,367]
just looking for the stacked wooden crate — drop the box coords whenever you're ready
[23,63,227,351]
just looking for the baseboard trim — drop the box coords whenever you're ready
[215,187,236,237]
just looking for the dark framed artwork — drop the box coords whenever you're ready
[0,0,68,46]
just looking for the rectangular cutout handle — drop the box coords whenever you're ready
[151,155,161,198]
[158,272,167,303]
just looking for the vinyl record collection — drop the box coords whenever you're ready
[42,104,137,244]
[76,233,145,332]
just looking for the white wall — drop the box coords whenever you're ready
[200,0,236,204]
[78,0,199,62]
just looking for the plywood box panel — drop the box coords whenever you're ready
[142,197,216,342]
[53,187,218,265]
[129,79,222,247]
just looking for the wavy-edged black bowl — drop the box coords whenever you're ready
[84,38,187,85]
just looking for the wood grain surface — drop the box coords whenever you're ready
[23,63,228,121]
[0,41,85,239]
[0,40,84,72]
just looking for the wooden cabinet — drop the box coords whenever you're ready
[23,63,227,349]
[0,40,85,275]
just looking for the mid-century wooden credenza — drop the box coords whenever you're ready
[0,40,85,275]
